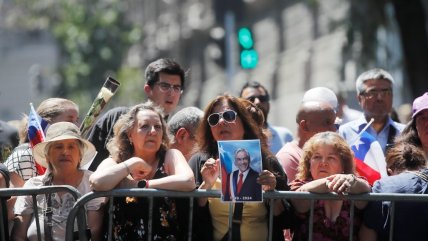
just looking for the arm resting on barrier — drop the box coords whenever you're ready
[149,149,196,191]
[90,149,195,191]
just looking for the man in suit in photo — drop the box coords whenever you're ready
[224,148,261,202]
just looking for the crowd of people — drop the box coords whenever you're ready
[0,58,427,241]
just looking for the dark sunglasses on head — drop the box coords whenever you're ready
[207,110,237,127]
[246,95,269,103]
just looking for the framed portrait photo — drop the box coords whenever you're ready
[218,139,263,202]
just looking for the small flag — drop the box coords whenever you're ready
[28,103,49,175]
[351,131,387,185]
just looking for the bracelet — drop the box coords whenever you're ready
[123,162,130,175]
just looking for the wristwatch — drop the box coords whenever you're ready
[138,179,149,188]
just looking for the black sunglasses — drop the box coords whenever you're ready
[246,95,269,103]
[207,110,237,127]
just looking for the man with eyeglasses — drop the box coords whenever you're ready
[167,107,204,161]
[339,68,405,154]
[239,81,293,154]
[87,58,186,171]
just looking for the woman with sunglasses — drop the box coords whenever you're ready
[188,95,291,241]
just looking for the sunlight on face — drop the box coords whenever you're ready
[309,144,343,180]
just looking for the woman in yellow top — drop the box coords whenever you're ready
[188,95,290,241]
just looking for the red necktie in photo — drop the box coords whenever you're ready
[237,173,243,194]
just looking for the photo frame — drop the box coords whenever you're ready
[218,139,263,202]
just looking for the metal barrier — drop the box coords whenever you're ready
[0,185,85,241]
[65,189,428,241]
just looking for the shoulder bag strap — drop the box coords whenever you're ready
[385,126,397,152]
[231,203,243,241]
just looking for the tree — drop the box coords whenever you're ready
[9,0,142,112]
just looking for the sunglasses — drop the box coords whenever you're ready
[207,110,237,127]
[246,95,269,103]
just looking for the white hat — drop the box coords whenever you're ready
[302,87,338,110]
[33,122,96,168]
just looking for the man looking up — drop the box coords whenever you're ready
[87,58,186,171]
[276,101,337,183]
[339,68,405,154]
[239,81,293,154]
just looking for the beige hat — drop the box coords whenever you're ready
[33,122,96,168]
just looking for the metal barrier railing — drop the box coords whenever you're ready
[65,189,428,241]
[0,186,84,241]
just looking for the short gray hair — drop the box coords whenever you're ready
[167,107,204,142]
[355,68,394,95]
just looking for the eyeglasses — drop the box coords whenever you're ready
[207,110,237,127]
[361,89,392,99]
[246,95,269,103]
[156,82,183,94]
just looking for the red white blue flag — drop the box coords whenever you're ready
[28,103,49,148]
[28,103,49,174]
[351,131,387,185]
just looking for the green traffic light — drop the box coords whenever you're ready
[240,49,258,69]
[238,27,254,49]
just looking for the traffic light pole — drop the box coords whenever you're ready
[224,10,236,92]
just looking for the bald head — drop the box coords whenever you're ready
[296,101,337,143]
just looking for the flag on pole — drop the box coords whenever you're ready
[28,103,49,174]
[351,131,387,185]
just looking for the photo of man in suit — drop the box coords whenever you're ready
[224,148,262,202]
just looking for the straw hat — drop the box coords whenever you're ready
[33,122,96,168]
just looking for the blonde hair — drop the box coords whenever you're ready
[296,131,355,180]
[107,101,169,162]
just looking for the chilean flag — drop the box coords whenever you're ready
[219,145,233,197]
[28,103,49,174]
[351,131,387,185]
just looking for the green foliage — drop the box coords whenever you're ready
[11,0,143,113]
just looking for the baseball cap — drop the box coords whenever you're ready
[412,92,428,119]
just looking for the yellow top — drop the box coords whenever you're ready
[208,179,268,241]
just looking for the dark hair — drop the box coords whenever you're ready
[107,101,169,162]
[394,119,422,148]
[386,143,427,174]
[145,58,186,89]
[196,95,272,168]
[239,81,270,100]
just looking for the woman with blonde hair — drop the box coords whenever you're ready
[89,101,195,240]
[290,131,370,241]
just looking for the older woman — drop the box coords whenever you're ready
[5,97,79,186]
[188,95,289,241]
[12,122,104,241]
[290,131,370,241]
[89,102,195,240]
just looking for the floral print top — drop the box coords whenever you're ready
[111,159,180,241]
[290,179,363,241]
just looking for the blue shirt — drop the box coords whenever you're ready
[364,170,428,241]
[268,124,293,155]
[338,115,404,154]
